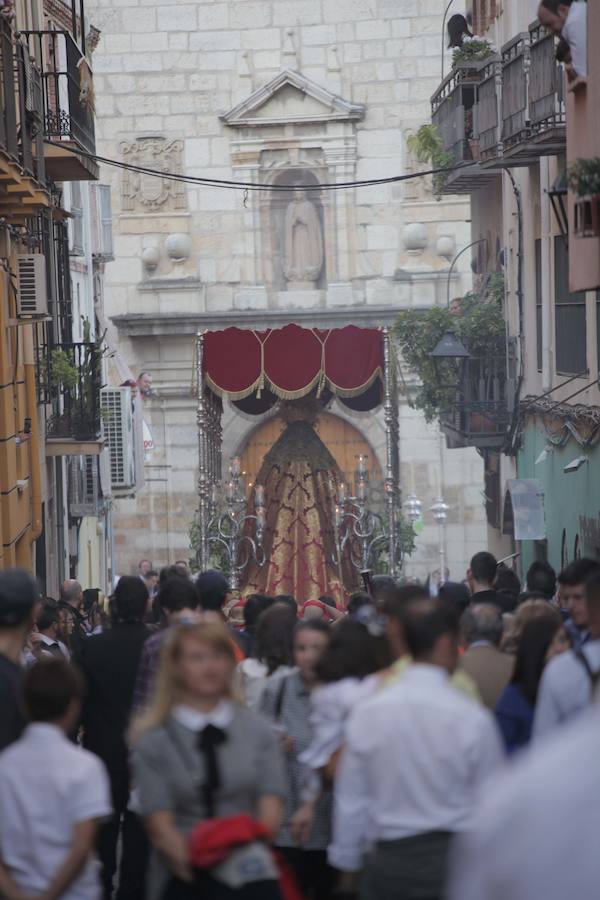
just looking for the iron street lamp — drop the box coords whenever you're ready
[430,497,450,585]
[430,330,470,389]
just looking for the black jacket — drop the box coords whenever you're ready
[472,588,517,615]
[78,622,150,771]
[0,653,25,751]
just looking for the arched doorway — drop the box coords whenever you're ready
[238,410,383,496]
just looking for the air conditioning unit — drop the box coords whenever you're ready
[16,254,47,317]
[100,387,136,492]
[68,455,101,518]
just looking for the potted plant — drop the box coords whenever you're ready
[452,39,495,71]
[567,157,600,237]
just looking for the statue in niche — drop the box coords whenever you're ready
[283,188,324,289]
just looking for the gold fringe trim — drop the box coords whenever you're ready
[204,329,384,403]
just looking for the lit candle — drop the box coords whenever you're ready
[357,478,367,501]
[338,482,346,504]
[335,505,343,528]
[226,480,235,502]
[255,484,265,507]
[356,454,368,476]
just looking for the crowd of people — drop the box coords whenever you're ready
[0,549,598,900]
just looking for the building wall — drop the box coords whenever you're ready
[518,419,600,572]
[466,0,600,576]
[567,2,600,293]
[89,0,489,581]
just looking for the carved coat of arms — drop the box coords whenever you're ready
[120,137,186,212]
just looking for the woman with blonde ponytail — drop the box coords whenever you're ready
[131,622,286,900]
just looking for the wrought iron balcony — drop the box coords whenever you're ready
[440,356,514,450]
[476,56,502,164]
[22,29,97,181]
[0,20,47,215]
[41,342,104,443]
[500,33,537,164]
[0,18,18,164]
[528,21,566,154]
[431,60,500,194]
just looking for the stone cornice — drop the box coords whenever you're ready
[111,305,412,337]
[220,69,365,127]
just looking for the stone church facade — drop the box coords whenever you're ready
[89,0,487,581]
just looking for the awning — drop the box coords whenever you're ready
[203,324,384,413]
[503,479,545,541]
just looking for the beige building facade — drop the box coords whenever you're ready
[89,0,489,582]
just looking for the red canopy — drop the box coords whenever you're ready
[203,325,384,408]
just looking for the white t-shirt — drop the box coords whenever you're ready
[563,1,587,77]
[0,723,112,900]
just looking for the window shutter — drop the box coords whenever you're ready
[99,185,113,259]
[70,181,84,256]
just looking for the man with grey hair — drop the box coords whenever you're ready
[459,604,514,710]
[58,580,86,656]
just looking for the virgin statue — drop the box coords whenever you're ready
[242,398,358,606]
[283,189,324,288]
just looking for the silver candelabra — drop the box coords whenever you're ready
[207,457,266,591]
[335,454,402,574]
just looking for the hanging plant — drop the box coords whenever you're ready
[406,124,453,199]
[394,274,506,422]
[452,39,494,66]
[567,158,600,197]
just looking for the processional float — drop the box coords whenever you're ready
[193,324,402,601]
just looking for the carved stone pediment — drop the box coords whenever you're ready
[220,69,365,128]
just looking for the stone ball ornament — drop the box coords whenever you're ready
[141,246,160,270]
[436,235,456,259]
[165,232,192,261]
[402,222,428,251]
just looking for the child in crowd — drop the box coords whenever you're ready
[0,659,112,900]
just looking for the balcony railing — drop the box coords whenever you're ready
[528,21,566,152]
[501,34,532,159]
[431,61,499,193]
[441,357,513,450]
[0,18,18,162]
[0,21,46,187]
[23,30,95,158]
[41,342,103,442]
[476,56,502,164]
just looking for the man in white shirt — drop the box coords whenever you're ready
[534,569,600,739]
[328,594,503,900]
[0,658,112,900]
[448,704,600,900]
[538,0,587,77]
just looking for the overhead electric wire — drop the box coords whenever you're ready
[45,140,476,193]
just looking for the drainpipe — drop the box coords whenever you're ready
[540,156,553,391]
[23,328,43,543]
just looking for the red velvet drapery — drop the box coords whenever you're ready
[203,324,383,406]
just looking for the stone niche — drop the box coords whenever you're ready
[221,69,365,305]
